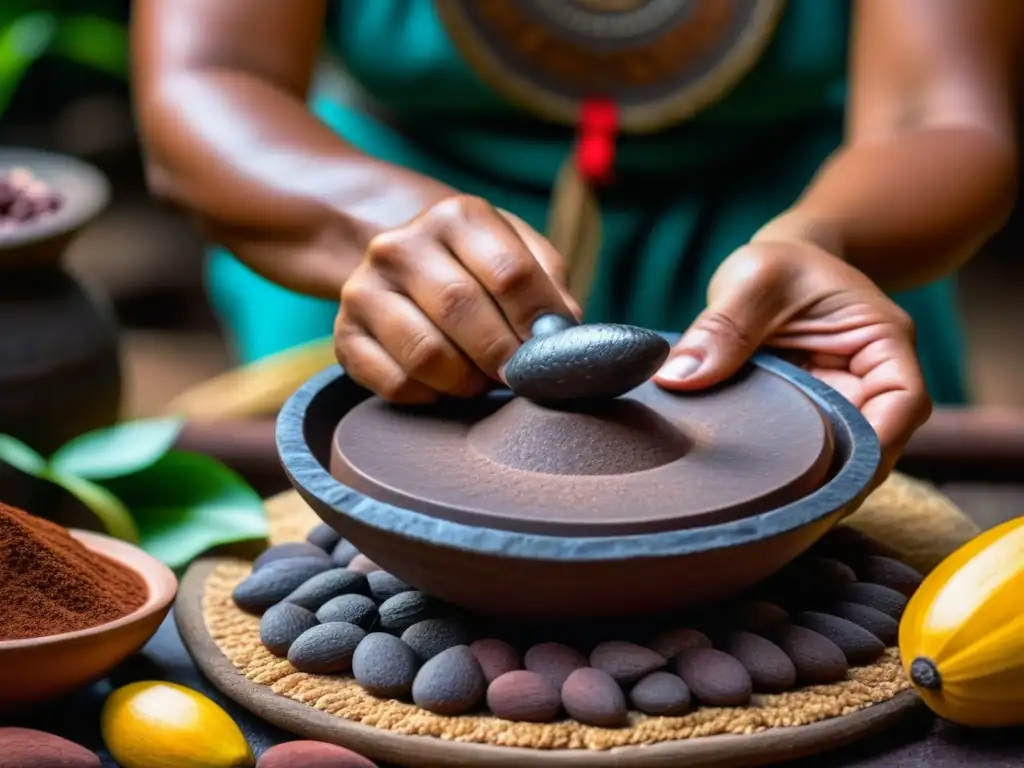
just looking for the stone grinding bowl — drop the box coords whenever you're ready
[0,530,178,712]
[278,345,881,621]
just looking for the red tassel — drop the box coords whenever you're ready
[576,97,619,186]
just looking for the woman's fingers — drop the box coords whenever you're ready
[345,285,491,397]
[364,195,576,382]
[499,209,582,318]
[654,238,932,480]
[436,197,576,337]
[366,233,523,381]
[851,336,932,475]
[336,195,577,402]
[333,322,439,405]
[656,245,792,389]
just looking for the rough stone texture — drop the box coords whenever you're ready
[835,583,909,622]
[259,602,319,657]
[855,557,924,598]
[794,612,886,666]
[629,672,692,717]
[284,569,369,612]
[316,594,378,629]
[305,524,342,553]
[769,625,849,685]
[411,646,486,716]
[232,557,333,614]
[199,492,918,751]
[825,602,900,646]
[401,618,470,662]
[352,633,419,699]
[287,622,366,674]
[378,592,436,633]
[503,321,670,402]
[331,539,360,568]
[367,571,413,603]
[722,632,797,693]
[675,648,753,707]
[253,542,331,570]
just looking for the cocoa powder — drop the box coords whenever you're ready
[0,503,147,641]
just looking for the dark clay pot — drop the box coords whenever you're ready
[277,340,881,622]
[0,149,121,456]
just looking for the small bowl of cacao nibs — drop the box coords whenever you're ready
[0,167,64,224]
[0,148,110,256]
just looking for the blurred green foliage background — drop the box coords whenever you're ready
[0,0,128,123]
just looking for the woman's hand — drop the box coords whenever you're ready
[335,195,580,404]
[654,241,932,478]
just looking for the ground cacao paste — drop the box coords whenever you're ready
[0,503,147,641]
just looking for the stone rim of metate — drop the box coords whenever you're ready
[277,340,881,562]
[0,147,111,257]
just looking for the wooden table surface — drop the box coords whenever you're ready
[9,403,1024,767]
[2,472,1021,767]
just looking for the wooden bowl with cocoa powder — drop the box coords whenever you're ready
[0,530,177,712]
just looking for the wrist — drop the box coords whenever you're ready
[266,163,458,298]
[751,209,845,261]
[324,160,458,248]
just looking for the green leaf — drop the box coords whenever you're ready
[51,14,129,80]
[0,433,47,477]
[46,471,140,543]
[0,12,57,118]
[104,451,268,569]
[0,433,139,542]
[49,417,185,481]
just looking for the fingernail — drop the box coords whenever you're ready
[657,354,701,382]
[565,296,584,320]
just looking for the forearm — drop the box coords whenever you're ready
[754,125,1018,291]
[136,69,455,299]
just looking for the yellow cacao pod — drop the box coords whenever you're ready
[899,515,1024,727]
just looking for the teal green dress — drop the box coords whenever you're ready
[206,0,967,404]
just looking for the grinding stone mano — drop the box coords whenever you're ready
[503,314,671,402]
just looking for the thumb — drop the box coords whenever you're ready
[655,254,790,390]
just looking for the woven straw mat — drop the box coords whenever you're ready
[202,471,973,750]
